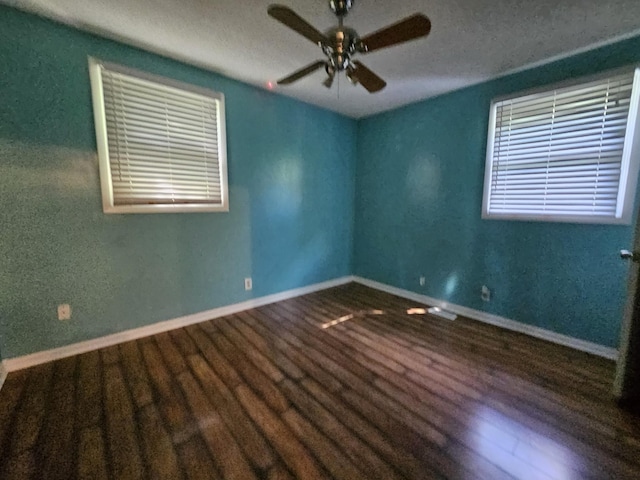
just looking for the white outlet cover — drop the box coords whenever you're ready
[58,304,71,320]
[244,278,252,291]
[481,285,491,302]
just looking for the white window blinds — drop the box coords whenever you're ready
[483,68,640,224]
[89,59,228,213]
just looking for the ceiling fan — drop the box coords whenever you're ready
[268,0,431,93]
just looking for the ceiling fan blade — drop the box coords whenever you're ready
[277,60,326,85]
[268,5,327,46]
[351,61,386,93]
[359,14,431,53]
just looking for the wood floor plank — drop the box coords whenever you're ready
[332,284,636,476]
[260,303,378,384]
[200,321,290,413]
[100,344,121,365]
[219,316,285,383]
[300,377,448,480]
[170,328,201,357]
[260,304,452,443]
[244,313,436,478]
[282,407,369,480]
[155,331,188,376]
[140,339,195,444]
[338,285,613,399]
[286,286,640,478]
[336,290,637,474]
[77,350,103,428]
[138,403,184,480]
[77,426,109,480]
[103,363,145,480]
[1,449,36,480]
[0,370,28,458]
[276,308,490,478]
[187,354,276,471]
[483,392,640,479]
[227,315,305,380]
[234,383,327,480]
[177,436,222,480]
[245,300,540,478]
[119,340,154,410]
[177,371,258,480]
[297,319,521,479]
[277,378,404,480]
[7,363,54,455]
[37,356,78,480]
[356,307,614,423]
[308,294,596,410]
[255,306,456,478]
[267,463,296,480]
[238,310,344,393]
[185,324,243,388]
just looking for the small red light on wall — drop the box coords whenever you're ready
[266,81,275,90]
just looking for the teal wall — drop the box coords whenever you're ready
[1,5,638,358]
[355,36,640,348]
[0,6,356,358]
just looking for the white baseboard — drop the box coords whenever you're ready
[0,361,7,393]
[354,276,619,361]
[4,276,355,372]
[5,274,615,371]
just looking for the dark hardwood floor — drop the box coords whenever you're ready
[1,283,640,479]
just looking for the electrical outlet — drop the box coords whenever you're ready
[58,304,71,321]
[481,285,491,302]
[244,277,252,291]
[419,276,426,287]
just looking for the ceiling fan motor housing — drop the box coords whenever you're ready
[329,0,353,17]
[323,26,358,71]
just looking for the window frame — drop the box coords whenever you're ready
[88,57,229,214]
[482,66,640,225]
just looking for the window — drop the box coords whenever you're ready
[482,67,640,224]
[88,58,228,213]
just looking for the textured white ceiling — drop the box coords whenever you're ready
[5,0,640,118]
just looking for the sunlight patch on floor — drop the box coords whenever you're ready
[321,314,355,329]
[407,308,427,315]
[321,309,385,329]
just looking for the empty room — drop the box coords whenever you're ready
[2,0,640,479]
